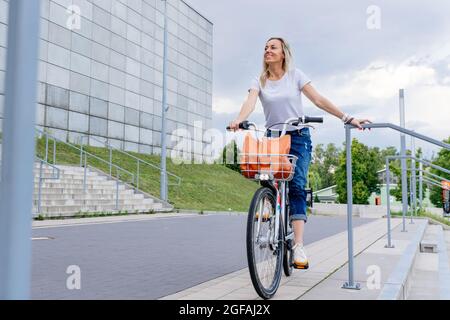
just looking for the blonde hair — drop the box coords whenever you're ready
[260,37,293,88]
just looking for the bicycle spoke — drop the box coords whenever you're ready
[253,196,277,289]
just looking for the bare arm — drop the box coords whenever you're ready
[302,83,371,129]
[229,89,259,130]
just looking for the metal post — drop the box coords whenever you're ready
[45,133,48,163]
[159,0,169,201]
[342,125,360,290]
[419,155,423,210]
[385,159,394,248]
[411,135,416,216]
[399,89,407,232]
[80,137,84,167]
[38,162,43,214]
[116,171,120,210]
[53,137,56,165]
[83,152,87,194]
[0,0,41,299]
[137,160,140,189]
[409,172,414,224]
[109,147,112,176]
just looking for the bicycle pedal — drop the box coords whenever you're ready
[293,262,309,270]
[254,212,270,221]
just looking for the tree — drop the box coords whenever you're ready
[308,170,322,192]
[221,140,241,173]
[429,137,450,207]
[309,143,341,190]
[335,139,381,204]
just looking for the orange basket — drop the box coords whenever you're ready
[240,153,298,181]
[239,133,298,181]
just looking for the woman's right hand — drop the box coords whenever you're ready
[228,119,243,131]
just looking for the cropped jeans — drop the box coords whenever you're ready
[266,128,312,223]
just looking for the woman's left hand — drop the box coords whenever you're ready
[350,118,372,130]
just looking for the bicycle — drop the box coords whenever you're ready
[227,116,323,299]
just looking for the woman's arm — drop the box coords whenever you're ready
[228,89,259,131]
[302,83,371,129]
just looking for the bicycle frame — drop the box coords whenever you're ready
[254,180,291,249]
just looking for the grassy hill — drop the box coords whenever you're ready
[35,137,259,212]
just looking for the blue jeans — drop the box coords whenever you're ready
[266,128,312,223]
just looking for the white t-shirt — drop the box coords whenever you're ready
[249,68,311,130]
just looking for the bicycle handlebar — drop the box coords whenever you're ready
[292,116,324,126]
[226,121,250,131]
[226,116,323,131]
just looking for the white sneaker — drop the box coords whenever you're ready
[293,243,309,269]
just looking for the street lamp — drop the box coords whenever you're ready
[160,0,169,201]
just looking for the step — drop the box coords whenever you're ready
[32,188,135,196]
[34,168,102,176]
[34,173,109,181]
[33,180,117,188]
[34,203,163,214]
[376,220,428,300]
[407,224,445,299]
[407,224,441,299]
[31,193,145,201]
[33,183,126,190]
[33,198,154,206]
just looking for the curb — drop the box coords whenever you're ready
[377,219,428,300]
[386,214,450,230]
[175,209,248,215]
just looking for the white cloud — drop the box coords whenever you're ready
[308,51,450,155]
[212,96,264,115]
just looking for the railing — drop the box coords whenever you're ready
[35,158,60,214]
[36,129,136,210]
[343,122,450,290]
[385,155,450,247]
[78,134,182,193]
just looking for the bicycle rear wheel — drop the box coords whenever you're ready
[247,187,284,299]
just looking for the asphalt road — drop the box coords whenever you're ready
[31,214,374,299]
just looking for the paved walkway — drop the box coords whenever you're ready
[31,213,372,299]
[160,218,405,300]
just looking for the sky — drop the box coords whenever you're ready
[185,0,450,159]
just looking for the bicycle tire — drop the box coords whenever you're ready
[246,187,284,299]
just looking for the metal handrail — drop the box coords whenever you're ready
[35,157,60,214]
[343,122,450,290]
[361,123,450,150]
[36,128,135,184]
[35,129,137,211]
[422,176,448,189]
[422,175,446,187]
[420,170,450,183]
[78,134,182,189]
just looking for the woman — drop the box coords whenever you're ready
[229,37,370,269]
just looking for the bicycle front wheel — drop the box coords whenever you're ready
[247,187,284,299]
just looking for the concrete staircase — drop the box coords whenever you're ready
[33,163,172,217]
[406,223,450,299]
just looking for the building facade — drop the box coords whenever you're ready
[0,0,213,160]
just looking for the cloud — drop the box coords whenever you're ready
[213,96,264,115]
[185,0,450,157]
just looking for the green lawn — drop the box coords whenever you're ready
[35,137,259,212]
[391,209,450,226]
